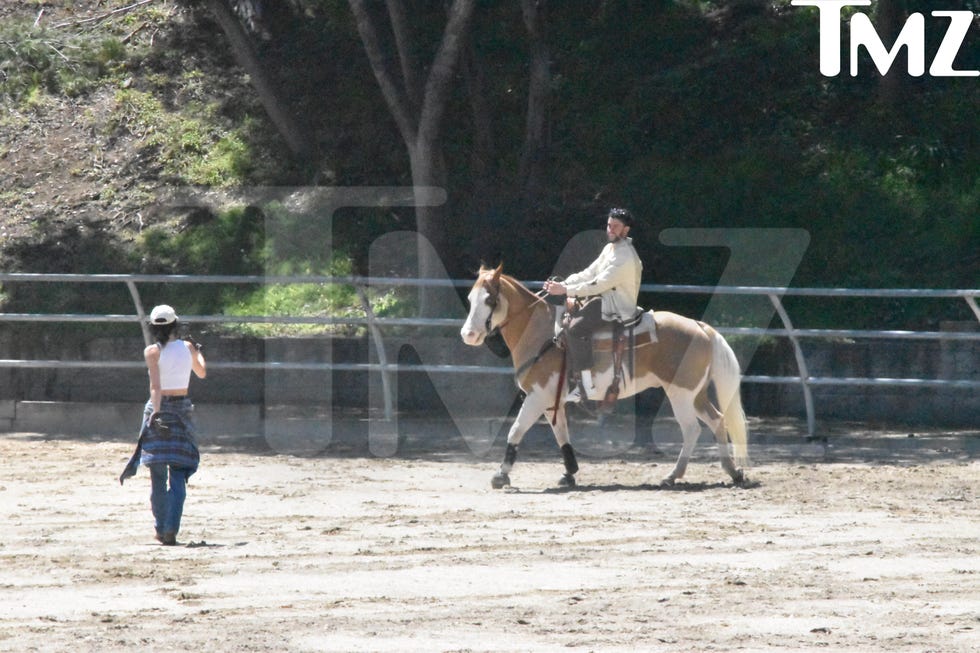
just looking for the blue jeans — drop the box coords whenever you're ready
[149,464,190,536]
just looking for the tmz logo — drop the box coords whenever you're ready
[791,0,979,77]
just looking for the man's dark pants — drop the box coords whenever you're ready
[566,296,605,378]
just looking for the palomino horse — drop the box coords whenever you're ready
[460,264,748,489]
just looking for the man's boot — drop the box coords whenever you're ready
[564,369,592,404]
[564,374,582,403]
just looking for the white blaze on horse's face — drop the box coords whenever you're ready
[460,283,492,346]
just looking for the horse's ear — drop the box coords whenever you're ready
[492,262,503,282]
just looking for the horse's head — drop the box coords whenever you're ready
[460,263,509,346]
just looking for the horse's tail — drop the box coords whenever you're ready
[709,328,749,467]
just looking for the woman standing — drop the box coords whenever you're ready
[140,304,206,545]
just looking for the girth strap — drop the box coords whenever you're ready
[514,339,556,384]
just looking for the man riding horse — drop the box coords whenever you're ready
[543,207,643,404]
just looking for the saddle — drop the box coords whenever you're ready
[555,308,657,413]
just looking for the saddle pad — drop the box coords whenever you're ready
[591,312,657,351]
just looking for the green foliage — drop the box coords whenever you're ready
[223,257,364,337]
[0,20,126,102]
[136,202,415,335]
[535,2,978,315]
[189,129,254,186]
[108,89,254,185]
[138,205,266,276]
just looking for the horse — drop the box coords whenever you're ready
[459,264,748,489]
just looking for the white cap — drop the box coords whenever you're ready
[149,304,178,324]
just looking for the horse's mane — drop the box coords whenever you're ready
[476,266,541,304]
[499,273,537,300]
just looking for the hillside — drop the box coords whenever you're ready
[0,1,287,272]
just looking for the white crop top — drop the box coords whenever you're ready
[158,340,193,391]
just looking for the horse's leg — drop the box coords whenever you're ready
[549,403,579,488]
[491,392,549,489]
[694,391,745,485]
[662,389,702,486]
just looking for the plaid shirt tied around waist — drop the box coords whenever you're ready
[139,397,200,474]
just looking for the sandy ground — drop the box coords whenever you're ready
[1,417,978,653]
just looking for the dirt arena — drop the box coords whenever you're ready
[1,417,977,652]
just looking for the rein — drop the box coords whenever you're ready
[484,286,550,337]
[481,280,556,387]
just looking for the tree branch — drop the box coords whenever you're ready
[461,39,497,190]
[348,0,418,145]
[417,0,477,148]
[519,0,551,202]
[203,0,313,161]
[385,0,423,113]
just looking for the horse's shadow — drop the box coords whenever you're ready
[525,478,762,494]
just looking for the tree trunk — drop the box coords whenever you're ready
[519,0,551,205]
[385,0,423,113]
[347,0,418,143]
[461,40,496,199]
[203,0,313,162]
[349,0,477,315]
[409,147,452,316]
[875,0,909,107]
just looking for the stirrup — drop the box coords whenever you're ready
[564,382,583,404]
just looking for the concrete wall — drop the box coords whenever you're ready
[751,322,978,427]
[0,331,518,436]
[0,323,975,435]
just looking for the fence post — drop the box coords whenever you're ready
[965,295,980,324]
[356,286,394,421]
[767,293,816,439]
[126,280,151,346]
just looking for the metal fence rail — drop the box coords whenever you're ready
[0,273,977,437]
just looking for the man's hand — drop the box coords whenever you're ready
[544,279,567,296]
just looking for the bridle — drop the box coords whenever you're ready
[478,277,562,385]
[480,277,549,338]
[481,279,503,336]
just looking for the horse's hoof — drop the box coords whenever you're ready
[660,477,676,488]
[732,470,746,486]
[558,473,576,488]
[491,472,511,489]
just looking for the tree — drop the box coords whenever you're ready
[874,0,910,106]
[202,0,314,163]
[348,0,477,314]
[460,35,497,202]
[518,0,551,205]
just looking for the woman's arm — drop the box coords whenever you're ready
[144,344,162,414]
[187,340,207,379]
